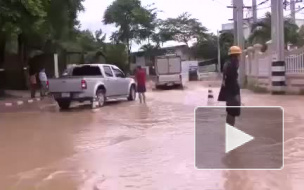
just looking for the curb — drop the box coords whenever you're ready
[1,97,42,108]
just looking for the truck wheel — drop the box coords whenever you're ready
[95,89,106,107]
[57,100,71,110]
[128,85,136,101]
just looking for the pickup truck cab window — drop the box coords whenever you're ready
[103,66,114,77]
[72,65,103,77]
[112,67,125,78]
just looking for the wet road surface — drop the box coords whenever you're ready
[0,82,304,189]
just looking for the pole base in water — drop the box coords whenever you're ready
[271,61,286,95]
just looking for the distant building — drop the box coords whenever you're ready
[221,19,304,39]
[130,45,195,72]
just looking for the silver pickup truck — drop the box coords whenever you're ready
[48,64,137,110]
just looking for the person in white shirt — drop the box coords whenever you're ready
[39,68,48,97]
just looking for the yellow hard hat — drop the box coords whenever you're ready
[228,46,242,55]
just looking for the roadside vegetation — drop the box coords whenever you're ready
[1,0,304,94]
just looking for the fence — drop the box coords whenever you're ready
[286,53,304,74]
[244,42,304,93]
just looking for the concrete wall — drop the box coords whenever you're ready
[286,74,304,94]
[244,43,304,94]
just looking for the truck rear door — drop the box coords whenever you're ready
[156,58,169,75]
[168,56,181,74]
[156,56,181,75]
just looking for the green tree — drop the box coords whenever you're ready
[104,43,128,71]
[103,0,155,68]
[0,0,85,91]
[192,34,218,60]
[191,31,234,71]
[219,31,234,64]
[297,25,304,47]
[159,12,208,47]
[42,0,85,52]
[0,0,49,92]
[249,12,299,47]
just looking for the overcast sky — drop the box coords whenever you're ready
[78,0,301,51]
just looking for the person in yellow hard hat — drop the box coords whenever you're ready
[218,46,242,127]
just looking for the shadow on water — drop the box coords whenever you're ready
[152,85,185,91]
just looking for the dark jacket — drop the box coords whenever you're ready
[218,61,240,101]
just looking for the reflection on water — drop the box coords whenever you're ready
[0,83,303,189]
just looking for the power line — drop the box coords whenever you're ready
[257,0,270,6]
[257,6,271,10]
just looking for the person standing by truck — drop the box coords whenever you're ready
[135,66,146,104]
[39,68,48,97]
[218,46,242,127]
[29,62,38,98]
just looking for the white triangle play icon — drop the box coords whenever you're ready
[225,123,255,153]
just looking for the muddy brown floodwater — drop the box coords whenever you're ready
[0,82,304,190]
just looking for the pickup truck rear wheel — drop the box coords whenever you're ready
[128,85,136,101]
[95,89,106,107]
[57,100,71,110]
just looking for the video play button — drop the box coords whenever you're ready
[225,123,254,153]
[195,107,283,170]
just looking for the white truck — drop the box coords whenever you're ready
[48,64,137,110]
[155,54,183,89]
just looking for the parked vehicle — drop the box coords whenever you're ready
[48,64,137,110]
[155,54,183,89]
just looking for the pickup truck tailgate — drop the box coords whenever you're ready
[48,78,83,92]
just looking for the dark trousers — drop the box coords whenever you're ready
[30,83,37,98]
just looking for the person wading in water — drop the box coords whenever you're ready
[218,46,242,127]
[135,66,147,104]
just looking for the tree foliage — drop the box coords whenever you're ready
[103,0,155,52]
[0,0,85,91]
[159,12,208,47]
[191,31,234,65]
[104,43,128,71]
[192,34,217,59]
[248,12,299,47]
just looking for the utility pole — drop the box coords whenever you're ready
[236,0,246,87]
[217,30,221,72]
[271,0,286,94]
[233,0,238,45]
[252,0,257,23]
[290,0,296,23]
[228,0,248,87]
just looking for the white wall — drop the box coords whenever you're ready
[136,56,146,66]
[130,55,147,72]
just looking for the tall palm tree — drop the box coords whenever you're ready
[249,12,299,48]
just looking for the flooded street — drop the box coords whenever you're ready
[1,82,304,190]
